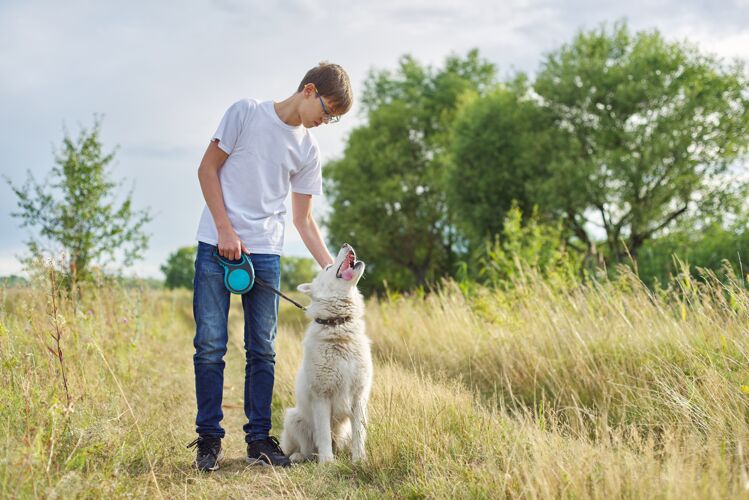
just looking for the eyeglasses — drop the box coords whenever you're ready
[315,90,340,124]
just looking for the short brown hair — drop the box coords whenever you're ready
[297,62,353,116]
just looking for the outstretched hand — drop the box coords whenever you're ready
[217,226,250,260]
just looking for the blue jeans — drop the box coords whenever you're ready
[192,241,281,443]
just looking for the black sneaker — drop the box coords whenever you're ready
[187,436,224,471]
[246,436,291,467]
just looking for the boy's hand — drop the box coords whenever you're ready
[217,226,250,260]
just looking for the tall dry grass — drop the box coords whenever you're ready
[366,266,749,497]
[1,263,748,498]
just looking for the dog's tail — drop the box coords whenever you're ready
[280,408,300,456]
[332,417,352,453]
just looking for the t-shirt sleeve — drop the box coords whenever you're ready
[290,142,323,196]
[212,99,255,154]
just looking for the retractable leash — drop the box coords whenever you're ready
[213,251,307,310]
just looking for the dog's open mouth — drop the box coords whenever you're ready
[336,249,359,281]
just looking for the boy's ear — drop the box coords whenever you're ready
[297,283,313,295]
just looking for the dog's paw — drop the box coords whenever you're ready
[289,452,306,463]
[318,453,334,464]
[352,451,366,462]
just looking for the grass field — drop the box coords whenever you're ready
[2,266,749,498]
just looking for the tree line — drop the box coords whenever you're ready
[324,21,749,294]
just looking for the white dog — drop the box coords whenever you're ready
[280,244,373,464]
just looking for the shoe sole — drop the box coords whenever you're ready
[194,449,224,472]
[246,456,272,467]
[246,454,291,468]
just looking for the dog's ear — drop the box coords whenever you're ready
[297,283,312,295]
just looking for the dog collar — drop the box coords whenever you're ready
[315,316,352,326]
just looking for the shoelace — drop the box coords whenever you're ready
[266,436,283,454]
[252,436,285,456]
[186,437,219,458]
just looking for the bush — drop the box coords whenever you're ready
[160,246,196,289]
[637,221,749,287]
[461,203,581,291]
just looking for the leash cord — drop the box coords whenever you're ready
[253,277,307,310]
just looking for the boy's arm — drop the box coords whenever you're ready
[292,192,334,268]
[197,140,250,260]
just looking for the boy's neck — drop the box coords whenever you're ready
[273,94,302,127]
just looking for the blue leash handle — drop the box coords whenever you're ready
[213,251,255,294]
[213,251,306,310]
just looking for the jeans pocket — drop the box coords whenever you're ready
[196,244,224,277]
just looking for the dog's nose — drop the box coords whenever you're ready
[342,243,349,248]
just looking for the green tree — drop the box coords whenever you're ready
[325,50,497,293]
[533,21,749,261]
[7,117,152,284]
[280,256,317,292]
[449,76,561,246]
[161,246,196,289]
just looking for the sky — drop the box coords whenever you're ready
[1,0,748,279]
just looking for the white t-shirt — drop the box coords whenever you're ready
[195,99,322,254]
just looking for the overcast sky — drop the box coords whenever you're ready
[2,0,748,278]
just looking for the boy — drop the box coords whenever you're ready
[188,62,352,470]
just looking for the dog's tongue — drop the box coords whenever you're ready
[341,268,355,281]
